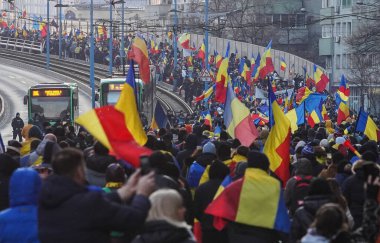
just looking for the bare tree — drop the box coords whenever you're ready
[346,16,380,114]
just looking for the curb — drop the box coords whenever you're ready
[0,94,4,120]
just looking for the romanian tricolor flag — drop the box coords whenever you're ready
[307,110,322,128]
[285,105,305,133]
[280,57,287,72]
[337,102,350,125]
[215,54,223,68]
[204,111,212,129]
[195,85,215,102]
[259,40,275,79]
[167,31,173,40]
[355,108,380,142]
[150,102,168,130]
[296,86,312,104]
[241,63,251,83]
[193,218,202,243]
[313,65,329,92]
[197,42,206,62]
[321,103,329,121]
[76,64,151,167]
[264,81,291,185]
[129,37,150,84]
[178,33,194,50]
[215,58,229,103]
[251,53,261,83]
[336,75,350,105]
[224,83,259,147]
[187,56,193,67]
[205,168,290,233]
[306,73,315,88]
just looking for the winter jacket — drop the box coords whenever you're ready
[0,154,19,211]
[38,175,151,243]
[227,221,289,243]
[342,171,365,229]
[131,220,196,243]
[194,179,228,243]
[290,195,332,242]
[301,228,329,243]
[0,168,41,243]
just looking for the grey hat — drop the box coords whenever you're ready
[295,158,313,176]
[203,142,216,155]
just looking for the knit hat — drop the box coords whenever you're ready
[203,142,216,155]
[295,140,306,152]
[335,137,345,145]
[295,158,313,176]
[320,139,329,149]
[302,144,314,155]
[247,151,270,171]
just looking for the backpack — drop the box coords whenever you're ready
[290,175,313,215]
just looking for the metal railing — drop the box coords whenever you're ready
[0,37,42,54]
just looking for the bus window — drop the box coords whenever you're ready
[106,91,121,105]
[31,96,70,120]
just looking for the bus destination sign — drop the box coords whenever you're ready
[108,84,124,91]
[31,89,70,97]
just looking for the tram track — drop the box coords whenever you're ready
[0,48,193,115]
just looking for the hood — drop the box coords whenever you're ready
[86,154,116,173]
[39,175,86,208]
[303,195,331,215]
[35,139,61,157]
[196,153,216,167]
[232,154,247,163]
[301,228,330,243]
[137,220,193,243]
[10,168,41,207]
[28,125,43,140]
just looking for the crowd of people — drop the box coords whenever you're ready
[0,108,380,243]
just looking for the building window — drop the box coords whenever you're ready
[342,0,352,8]
[347,22,352,36]
[322,0,334,8]
[347,54,352,68]
[326,56,332,68]
[289,15,296,28]
[342,54,347,69]
[336,54,341,69]
[342,22,347,37]
[281,14,289,28]
[335,22,341,37]
[265,15,273,25]
[296,14,306,28]
[322,25,333,38]
[273,14,281,25]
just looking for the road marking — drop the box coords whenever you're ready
[21,80,26,84]
[8,75,16,79]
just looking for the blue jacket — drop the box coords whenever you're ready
[0,168,41,243]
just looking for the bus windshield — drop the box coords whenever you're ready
[106,91,121,105]
[31,96,70,120]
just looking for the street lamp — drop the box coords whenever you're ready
[204,0,209,92]
[108,0,124,76]
[54,2,69,60]
[90,0,95,108]
[46,0,55,70]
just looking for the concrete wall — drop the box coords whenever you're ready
[189,33,326,80]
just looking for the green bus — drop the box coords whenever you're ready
[96,65,156,126]
[24,83,79,127]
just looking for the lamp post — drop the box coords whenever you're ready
[46,0,51,70]
[204,0,209,91]
[90,0,95,108]
[121,0,125,76]
[55,2,69,60]
[109,0,113,76]
[173,0,178,91]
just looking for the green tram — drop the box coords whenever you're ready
[96,65,156,127]
[24,83,79,127]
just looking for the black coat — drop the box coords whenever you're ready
[132,220,195,243]
[290,195,331,242]
[38,175,151,243]
[342,170,365,229]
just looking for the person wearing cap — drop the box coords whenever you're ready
[11,113,24,142]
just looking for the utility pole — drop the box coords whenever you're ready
[109,0,113,76]
[173,0,178,91]
[121,0,125,76]
[90,0,95,108]
[46,0,50,70]
[204,0,209,91]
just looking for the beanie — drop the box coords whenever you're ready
[203,142,216,155]
[247,151,270,171]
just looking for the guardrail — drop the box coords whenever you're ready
[0,37,42,54]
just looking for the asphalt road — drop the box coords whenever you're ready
[0,63,92,143]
